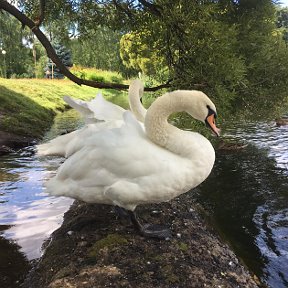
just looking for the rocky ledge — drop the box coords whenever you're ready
[0,131,35,155]
[23,191,260,288]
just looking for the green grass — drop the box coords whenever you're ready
[70,66,124,84]
[0,77,128,138]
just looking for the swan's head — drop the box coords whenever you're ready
[205,105,220,137]
[182,91,220,137]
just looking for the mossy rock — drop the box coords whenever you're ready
[88,234,128,258]
[177,241,189,252]
[161,264,180,284]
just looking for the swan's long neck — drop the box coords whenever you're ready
[144,91,210,157]
[144,92,175,147]
[128,80,146,122]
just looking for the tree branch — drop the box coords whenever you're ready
[35,0,46,27]
[112,0,134,20]
[138,0,162,17]
[0,0,170,91]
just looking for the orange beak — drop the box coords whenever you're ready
[206,114,220,137]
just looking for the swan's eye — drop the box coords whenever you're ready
[206,105,216,118]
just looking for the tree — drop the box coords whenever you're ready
[45,42,72,79]
[71,27,123,72]
[0,11,33,77]
[120,31,166,77]
[276,7,288,45]
[219,0,288,111]
[1,0,288,116]
[0,0,169,91]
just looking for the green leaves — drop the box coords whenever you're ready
[3,0,288,118]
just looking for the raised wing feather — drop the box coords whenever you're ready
[64,94,125,123]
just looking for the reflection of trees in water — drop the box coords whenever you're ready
[42,108,84,143]
[197,147,266,275]
[0,170,21,183]
[0,161,22,183]
[0,235,31,288]
[197,146,288,287]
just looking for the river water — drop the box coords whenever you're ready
[196,120,288,288]
[0,112,287,287]
[0,110,80,287]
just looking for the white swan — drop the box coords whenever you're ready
[45,86,220,238]
[63,93,126,124]
[36,80,146,157]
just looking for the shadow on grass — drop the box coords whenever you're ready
[0,86,56,139]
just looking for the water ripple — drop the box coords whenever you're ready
[253,206,288,288]
[222,119,288,287]
[224,121,288,174]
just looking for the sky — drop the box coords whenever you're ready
[279,0,288,6]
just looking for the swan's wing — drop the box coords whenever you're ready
[64,120,124,157]
[37,94,127,157]
[80,111,145,150]
[122,110,145,136]
[63,96,95,124]
[36,120,124,157]
[64,93,125,123]
[46,112,191,209]
[87,93,126,121]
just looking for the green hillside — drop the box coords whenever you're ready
[0,78,127,138]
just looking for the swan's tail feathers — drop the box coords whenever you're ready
[45,178,80,200]
[46,177,107,204]
[46,177,70,196]
[63,95,92,115]
[36,132,76,157]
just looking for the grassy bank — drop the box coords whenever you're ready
[0,78,128,139]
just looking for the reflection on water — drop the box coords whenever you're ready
[0,149,73,287]
[0,110,81,287]
[3,196,73,259]
[197,120,288,288]
[224,121,288,173]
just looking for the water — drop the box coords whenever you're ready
[0,110,82,287]
[196,120,288,288]
[0,112,287,287]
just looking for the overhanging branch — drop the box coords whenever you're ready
[36,0,46,27]
[138,0,162,17]
[0,0,170,91]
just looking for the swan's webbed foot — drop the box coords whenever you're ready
[128,210,171,239]
[114,206,171,239]
[139,223,172,239]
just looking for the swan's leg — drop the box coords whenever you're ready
[113,206,171,239]
[128,210,172,239]
[114,205,130,219]
[114,205,133,226]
